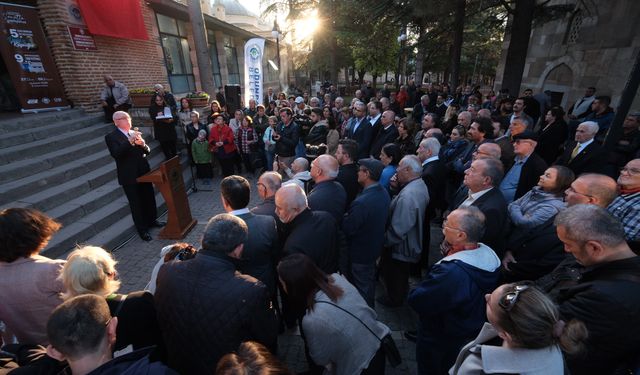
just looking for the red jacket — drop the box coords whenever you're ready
[208,124,237,155]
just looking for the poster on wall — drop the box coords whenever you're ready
[244,38,265,107]
[0,3,70,112]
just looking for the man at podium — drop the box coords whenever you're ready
[105,111,164,241]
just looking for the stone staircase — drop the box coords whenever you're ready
[0,109,192,259]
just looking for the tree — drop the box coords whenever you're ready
[499,0,535,96]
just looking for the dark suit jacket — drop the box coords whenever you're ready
[236,212,279,294]
[105,129,151,186]
[370,116,382,142]
[342,183,390,264]
[282,209,338,274]
[452,187,508,256]
[536,120,568,165]
[336,163,360,207]
[422,158,448,214]
[513,152,548,201]
[554,140,606,176]
[307,180,347,224]
[347,117,373,159]
[370,124,400,159]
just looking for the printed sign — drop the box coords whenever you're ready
[243,38,265,107]
[68,25,96,50]
[0,3,69,112]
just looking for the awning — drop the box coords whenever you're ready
[77,0,148,40]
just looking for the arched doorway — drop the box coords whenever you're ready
[542,63,573,108]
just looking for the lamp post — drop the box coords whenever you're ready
[396,31,407,90]
[272,20,281,89]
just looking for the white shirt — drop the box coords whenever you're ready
[422,155,439,167]
[369,113,381,126]
[459,187,493,208]
[575,138,594,155]
[229,208,250,216]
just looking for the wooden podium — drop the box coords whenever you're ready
[137,156,196,239]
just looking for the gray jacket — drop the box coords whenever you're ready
[100,81,131,106]
[508,186,565,229]
[449,323,564,375]
[385,177,429,262]
[302,274,390,375]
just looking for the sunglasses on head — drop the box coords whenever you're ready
[498,282,533,311]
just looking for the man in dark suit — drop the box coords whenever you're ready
[499,130,548,203]
[367,100,383,141]
[369,110,399,159]
[251,171,281,220]
[335,139,360,207]
[342,158,390,306]
[555,121,606,176]
[308,155,347,224]
[451,158,508,256]
[412,95,433,124]
[104,111,162,241]
[221,176,279,295]
[346,101,373,159]
[416,137,448,270]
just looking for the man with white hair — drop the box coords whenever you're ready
[278,157,312,191]
[417,138,447,263]
[275,185,338,274]
[555,121,606,176]
[251,171,282,219]
[378,155,429,307]
[307,154,347,223]
[151,83,176,112]
[100,75,131,122]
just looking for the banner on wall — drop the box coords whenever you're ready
[243,38,265,107]
[0,3,70,112]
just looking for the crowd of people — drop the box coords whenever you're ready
[2,79,640,375]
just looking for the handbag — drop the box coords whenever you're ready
[315,300,402,367]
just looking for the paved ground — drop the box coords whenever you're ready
[112,171,444,374]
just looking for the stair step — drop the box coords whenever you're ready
[2,140,161,211]
[0,114,104,148]
[0,123,112,165]
[0,136,106,183]
[44,155,192,259]
[0,108,86,134]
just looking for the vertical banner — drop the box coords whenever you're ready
[0,3,69,112]
[243,38,265,107]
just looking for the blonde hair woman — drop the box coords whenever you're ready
[62,246,164,354]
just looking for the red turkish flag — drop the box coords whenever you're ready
[78,0,149,40]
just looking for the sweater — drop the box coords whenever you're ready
[508,187,565,229]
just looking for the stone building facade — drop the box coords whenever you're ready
[2,0,287,112]
[494,0,640,111]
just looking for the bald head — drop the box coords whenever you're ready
[275,184,308,223]
[258,171,282,198]
[474,143,501,161]
[311,154,339,183]
[291,157,309,173]
[565,173,618,207]
[477,108,492,119]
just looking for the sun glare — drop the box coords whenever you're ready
[292,10,319,43]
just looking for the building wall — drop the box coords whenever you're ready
[37,0,169,112]
[494,0,640,111]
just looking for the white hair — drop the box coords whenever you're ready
[420,137,441,156]
[400,155,422,175]
[579,121,599,135]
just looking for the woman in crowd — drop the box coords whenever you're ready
[209,112,239,177]
[536,106,568,165]
[325,115,340,156]
[278,254,390,375]
[507,166,574,231]
[216,341,292,375]
[394,119,416,157]
[149,93,178,160]
[440,125,469,165]
[449,282,587,374]
[266,100,278,116]
[62,246,164,354]
[185,110,208,145]
[207,100,228,125]
[236,115,258,174]
[177,97,193,132]
[0,208,63,345]
[501,166,574,282]
[263,116,278,171]
[379,143,401,193]
[441,103,460,136]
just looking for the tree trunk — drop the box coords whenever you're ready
[501,0,535,96]
[372,74,378,89]
[357,70,365,85]
[414,25,426,86]
[188,0,215,95]
[344,66,349,88]
[448,0,465,88]
[327,0,338,85]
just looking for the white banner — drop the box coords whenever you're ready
[243,38,265,107]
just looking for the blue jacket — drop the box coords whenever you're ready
[408,244,500,341]
[342,183,390,264]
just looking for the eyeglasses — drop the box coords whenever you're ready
[442,219,464,232]
[621,167,640,175]
[566,185,593,198]
[498,283,532,311]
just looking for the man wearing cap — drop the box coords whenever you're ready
[293,96,308,116]
[342,158,391,307]
[499,130,547,203]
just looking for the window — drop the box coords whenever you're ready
[157,14,195,93]
[263,43,278,83]
[564,10,583,45]
[207,30,222,89]
[224,36,240,85]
